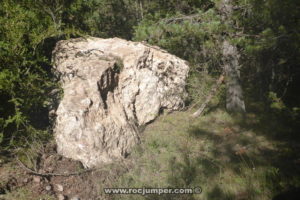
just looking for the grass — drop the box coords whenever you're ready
[1,187,55,200]
[112,108,300,200]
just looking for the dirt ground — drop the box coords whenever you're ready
[0,142,131,200]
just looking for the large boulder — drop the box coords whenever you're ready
[52,37,189,168]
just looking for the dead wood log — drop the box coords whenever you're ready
[192,73,225,118]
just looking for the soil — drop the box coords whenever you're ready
[0,142,131,200]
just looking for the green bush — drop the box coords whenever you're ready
[0,0,78,150]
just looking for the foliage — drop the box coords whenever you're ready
[232,0,300,108]
[134,9,222,66]
[0,0,80,149]
[132,0,300,118]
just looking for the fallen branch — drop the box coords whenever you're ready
[158,14,201,24]
[192,73,225,118]
[17,157,94,177]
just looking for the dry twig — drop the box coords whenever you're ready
[17,157,93,177]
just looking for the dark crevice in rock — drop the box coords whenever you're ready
[136,48,151,69]
[97,67,119,110]
[132,88,140,124]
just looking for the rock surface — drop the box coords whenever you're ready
[52,37,189,168]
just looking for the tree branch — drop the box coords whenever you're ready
[158,14,201,24]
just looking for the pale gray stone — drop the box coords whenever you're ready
[57,194,65,200]
[45,185,52,191]
[33,176,41,183]
[70,197,80,200]
[56,184,64,192]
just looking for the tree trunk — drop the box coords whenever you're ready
[220,0,246,113]
[222,41,246,112]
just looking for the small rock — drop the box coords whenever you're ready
[56,184,64,192]
[47,167,54,173]
[70,196,80,200]
[33,176,41,183]
[57,194,65,200]
[65,189,71,195]
[23,178,28,183]
[45,185,52,191]
[41,154,47,160]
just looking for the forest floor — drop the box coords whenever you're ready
[0,141,129,200]
[0,108,299,200]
